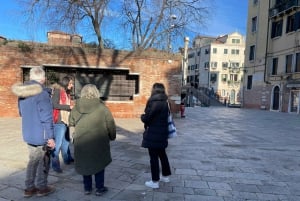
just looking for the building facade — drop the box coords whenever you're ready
[0,40,182,118]
[244,0,300,113]
[187,32,245,105]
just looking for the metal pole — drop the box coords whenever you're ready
[183,37,189,86]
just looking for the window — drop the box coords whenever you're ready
[249,45,255,61]
[204,62,209,69]
[221,89,226,97]
[222,62,228,68]
[247,75,253,90]
[221,74,227,82]
[213,48,217,54]
[224,49,228,54]
[188,53,195,58]
[296,12,300,31]
[286,12,300,33]
[211,62,217,69]
[187,76,190,83]
[231,49,240,55]
[44,67,139,101]
[296,53,300,72]
[286,14,296,33]
[232,39,240,44]
[286,54,293,73]
[210,73,217,82]
[205,49,210,54]
[253,0,258,5]
[252,16,257,32]
[271,20,283,38]
[230,74,238,81]
[272,58,278,75]
[231,62,240,68]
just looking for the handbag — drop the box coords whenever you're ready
[167,101,177,138]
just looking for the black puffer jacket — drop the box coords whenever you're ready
[141,93,169,148]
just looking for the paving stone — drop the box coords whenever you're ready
[229,183,260,193]
[207,181,232,190]
[1,107,300,200]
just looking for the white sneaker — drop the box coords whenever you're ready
[160,176,170,183]
[145,180,159,189]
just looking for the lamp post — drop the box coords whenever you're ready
[182,37,189,86]
[167,0,177,52]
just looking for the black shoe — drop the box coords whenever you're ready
[95,187,108,196]
[65,158,74,165]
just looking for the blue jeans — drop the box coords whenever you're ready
[52,123,73,170]
[83,169,105,191]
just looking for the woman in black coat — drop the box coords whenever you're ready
[141,83,171,189]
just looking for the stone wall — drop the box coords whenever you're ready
[0,41,182,118]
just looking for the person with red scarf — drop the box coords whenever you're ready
[51,76,74,173]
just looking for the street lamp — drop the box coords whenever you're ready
[182,37,189,86]
[167,1,177,52]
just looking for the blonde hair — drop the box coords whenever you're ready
[80,84,101,99]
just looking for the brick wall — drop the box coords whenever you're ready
[243,84,272,110]
[0,42,182,118]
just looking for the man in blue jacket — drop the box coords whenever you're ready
[12,67,56,198]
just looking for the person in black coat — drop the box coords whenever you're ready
[141,83,171,189]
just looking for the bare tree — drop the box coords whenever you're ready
[121,0,213,51]
[19,0,110,48]
[18,0,213,51]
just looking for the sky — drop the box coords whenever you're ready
[0,0,248,48]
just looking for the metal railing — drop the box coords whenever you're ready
[270,0,300,18]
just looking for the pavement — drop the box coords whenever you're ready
[1,106,300,201]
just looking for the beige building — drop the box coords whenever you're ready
[244,0,300,113]
[187,32,245,105]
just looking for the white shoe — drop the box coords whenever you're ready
[145,180,159,189]
[160,176,170,183]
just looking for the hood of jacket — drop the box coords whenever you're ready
[76,97,103,114]
[11,80,43,98]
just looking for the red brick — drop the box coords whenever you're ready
[0,42,182,118]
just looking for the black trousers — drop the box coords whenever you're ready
[148,148,171,181]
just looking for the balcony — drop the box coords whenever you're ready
[229,67,240,73]
[269,0,300,18]
[227,80,241,85]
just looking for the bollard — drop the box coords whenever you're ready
[180,103,185,118]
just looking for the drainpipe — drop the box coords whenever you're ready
[264,0,271,84]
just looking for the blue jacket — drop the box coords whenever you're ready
[12,80,54,145]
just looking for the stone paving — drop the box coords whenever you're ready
[0,106,300,201]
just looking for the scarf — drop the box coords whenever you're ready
[60,89,71,125]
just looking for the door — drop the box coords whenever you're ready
[272,86,280,110]
[230,89,235,104]
[290,90,299,113]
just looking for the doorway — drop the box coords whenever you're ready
[272,86,280,110]
[290,90,299,113]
